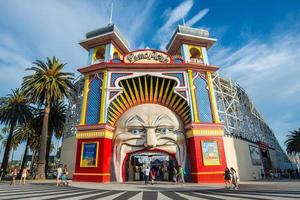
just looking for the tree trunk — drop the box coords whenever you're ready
[0,120,16,176]
[11,149,14,162]
[30,149,36,171]
[20,140,29,172]
[45,133,52,177]
[35,99,51,179]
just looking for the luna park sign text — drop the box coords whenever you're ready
[124,50,171,64]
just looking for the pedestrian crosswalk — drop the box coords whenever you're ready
[0,182,299,200]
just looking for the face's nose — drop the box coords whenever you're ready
[144,128,157,148]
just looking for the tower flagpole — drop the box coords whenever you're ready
[181,6,186,26]
[109,1,114,24]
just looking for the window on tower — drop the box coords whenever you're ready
[94,47,106,63]
[189,47,203,64]
[173,49,184,63]
[111,51,122,63]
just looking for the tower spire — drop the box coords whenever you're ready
[109,1,114,25]
[181,6,186,26]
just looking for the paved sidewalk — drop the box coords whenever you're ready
[5,179,300,191]
[1,180,300,200]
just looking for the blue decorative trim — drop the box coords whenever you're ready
[109,91,119,100]
[110,73,132,87]
[86,73,103,124]
[177,91,187,98]
[163,73,185,86]
[194,75,213,122]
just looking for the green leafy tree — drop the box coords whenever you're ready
[285,128,300,155]
[12,120,40,172]
[0,89,33,176]
[22,57,74,179]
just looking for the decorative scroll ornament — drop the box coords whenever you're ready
[124,49,171,64]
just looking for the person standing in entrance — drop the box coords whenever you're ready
[150,168,156,185]
[56,164,63,186]
[178,166,185,184]
[61,165,69,186]
[143,166,150,185]
[230,167,239,190]
[173,166,178,184]
[224,167,231,189]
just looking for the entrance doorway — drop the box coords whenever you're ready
[125,151,177,181]
[260,148,272,171]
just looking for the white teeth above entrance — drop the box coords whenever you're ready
[130,151,169,157]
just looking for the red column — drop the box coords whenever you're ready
[188,135,227,183]
[73,137,112,182]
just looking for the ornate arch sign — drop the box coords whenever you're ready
[124,49,171,64]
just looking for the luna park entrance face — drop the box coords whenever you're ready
[125,151,177,181]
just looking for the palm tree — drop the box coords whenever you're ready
[12,121,39,172]
[35,101,67,176]
[22,57,74,179]
[0,89,33,176]
[285,128,300,155]
[0,127,9,160]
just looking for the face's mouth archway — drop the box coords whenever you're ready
[122,149,178,182]
[112,104,187,182]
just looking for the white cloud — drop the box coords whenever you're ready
[155,0,209,49]
[159,0,193,33]
[0,0,108,74]
[210,20,300,150]
[0,48,31,94]
[186,8,209,26]
[115,0,156,49]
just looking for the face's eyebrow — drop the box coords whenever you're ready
[153,114,174,126]
[125,115,145,127]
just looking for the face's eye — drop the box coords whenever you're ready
[157,128,170,134]
[130,128,144,135]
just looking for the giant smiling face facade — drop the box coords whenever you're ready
[113,104,187,182]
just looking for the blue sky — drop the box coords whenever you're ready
[0,0,299,159]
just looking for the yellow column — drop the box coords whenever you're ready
[188,70,200,122]
[79,74,90,125]
[206,72,220,123]
[99,70,108,124]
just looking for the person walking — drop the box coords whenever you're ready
[56,164,63,186]
[260,169,265,180]
[0,168,4,181]
[173,166,178,184]
[224,167,231,188]
[61,165,69,186]
[143,166,150,185]
[230,167,239,190]
[150,168,156,185]
[10,166,18,186]
[178,166,185,184]
[20,167,28,185]
[265,169,270,181]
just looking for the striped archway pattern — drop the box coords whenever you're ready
[107,75,191,125]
